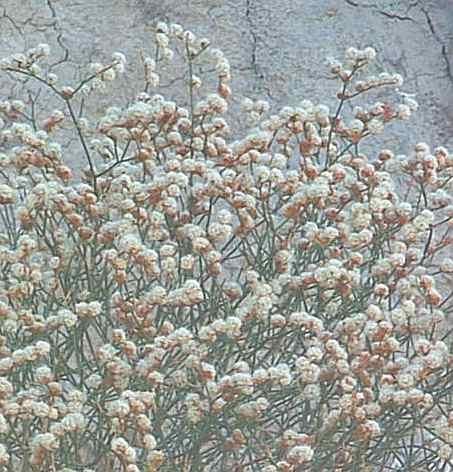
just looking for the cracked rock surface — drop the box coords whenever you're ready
[0,0,452,163]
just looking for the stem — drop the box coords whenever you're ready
[65,99,98,193]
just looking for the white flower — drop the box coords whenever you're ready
[296,358,320,383]
[287,445,314,464]
[34,341,51,356]
[439,444,452,460]
[32,432,59,452]
[111,436,130,454]
[143,433,157,450]
[62,413,86,432]
[103,68,116,81]
[397,104,411,120]
[302,384,321,402]
[37,43,51,57]
[75,301,102,318]
[363,420,381,437]
[363,46,376,61]
[0,415,8,435]
[0,443,9,465]
[0,184,17,204]
[349,119,364,133]
[393,73,404,87]
[345,47,359,61]
[368,118,384,135]
[268,364,292,386]
[397,373,415,389]
[112,52,126,64]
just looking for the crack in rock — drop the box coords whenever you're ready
[245,0,273,100]
[377,10,414,22]
[343,0,415,22]
[1,8,24,37]
[46,0,57,19]
[420,6,453,85]
[245,0,263,81]
[44,0,70,72]
[244,0,273,100]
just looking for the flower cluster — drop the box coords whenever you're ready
[0,22,451,472]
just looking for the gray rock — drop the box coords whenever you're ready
[0,0,452,166]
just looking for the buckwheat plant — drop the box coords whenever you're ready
[0,22,452,472]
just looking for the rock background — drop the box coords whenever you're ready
[0,0,452,162]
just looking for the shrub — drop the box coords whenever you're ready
[0,21,452,472]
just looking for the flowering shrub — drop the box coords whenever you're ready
[0,21,452,472]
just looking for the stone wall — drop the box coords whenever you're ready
[1,0,452,163]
